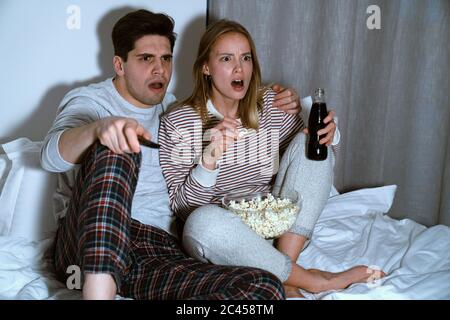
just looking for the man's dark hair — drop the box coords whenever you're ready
[112,9,176,61]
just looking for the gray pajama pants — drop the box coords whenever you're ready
[182,133,334,282]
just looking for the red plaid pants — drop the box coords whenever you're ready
[53,142,285,300]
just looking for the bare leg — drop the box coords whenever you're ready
[277,232,385,294]
[285,263,385,293]
[276,232,307,298]
[184,205,386,295]
[83,273,117,300]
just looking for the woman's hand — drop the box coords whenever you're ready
[202,117,239,170]
[303,110,336,146]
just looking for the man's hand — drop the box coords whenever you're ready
[271,84,301,114]
[202,117,239,170]
[303,110,336,146]
[96,116,152,154]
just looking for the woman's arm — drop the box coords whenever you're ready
[159,113,219,222]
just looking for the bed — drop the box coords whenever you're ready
[1,138,449,300]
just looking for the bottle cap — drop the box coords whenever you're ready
[315,88,325,97]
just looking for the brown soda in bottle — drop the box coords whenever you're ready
[307,88,328,160]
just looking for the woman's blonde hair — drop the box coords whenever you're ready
[177,19,264,129]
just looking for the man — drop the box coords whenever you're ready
[41,9,334,300]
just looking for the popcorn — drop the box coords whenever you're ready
[227,193,299,239]
[237,128,256,138]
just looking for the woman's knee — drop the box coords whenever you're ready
[184,205,229,239]
[183,205,243,255]
[294,131,307,144]
[288,132,334,168]
[283,132,307,160]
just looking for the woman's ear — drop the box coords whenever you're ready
[202,63,210,76]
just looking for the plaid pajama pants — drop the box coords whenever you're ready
[53,142,285,300]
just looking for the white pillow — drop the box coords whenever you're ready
[0,138,57,241]
[318,185,397,223]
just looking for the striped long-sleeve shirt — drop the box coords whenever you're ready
[159,89,304,222]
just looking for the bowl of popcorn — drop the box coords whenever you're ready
[222,191,302,239]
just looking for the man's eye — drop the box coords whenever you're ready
[162,56,172,62]
[142,56,151,61]
[221,56,231,62]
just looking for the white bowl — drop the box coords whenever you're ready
[222,190,302,239]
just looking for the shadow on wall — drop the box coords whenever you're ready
[171,14,205,102]
[2,7,205,144]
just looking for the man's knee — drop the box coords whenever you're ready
[78,142,143,190]
[87,141,142,168]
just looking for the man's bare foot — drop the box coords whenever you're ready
[306,266,386,293]
[284,284,305,298]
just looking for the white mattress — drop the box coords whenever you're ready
[0,185,449,300]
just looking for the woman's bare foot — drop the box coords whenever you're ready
[284,284,305,298]
[306,266,386,293]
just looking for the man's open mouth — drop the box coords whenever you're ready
[149,82,164,89]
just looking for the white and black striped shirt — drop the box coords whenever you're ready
[159,89,304,222]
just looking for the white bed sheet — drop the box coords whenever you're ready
[0,186,449,300]
[296,187,450,300]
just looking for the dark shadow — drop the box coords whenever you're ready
[2,7,206,145]
[171,14,206,101]
[1,6,136,144]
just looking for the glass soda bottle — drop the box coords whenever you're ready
[307,88,328,160]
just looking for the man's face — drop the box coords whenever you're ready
[116,35,173,108]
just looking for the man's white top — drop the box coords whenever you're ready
[40,78,179,238]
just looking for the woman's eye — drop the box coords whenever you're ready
[243,55,252,61]
[221,56,231,62]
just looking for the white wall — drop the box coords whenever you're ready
[0,0,206,143]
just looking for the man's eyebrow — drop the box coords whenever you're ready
[135,53,173,58]
[135,53,155,58]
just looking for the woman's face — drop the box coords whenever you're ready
[203,32,253,108]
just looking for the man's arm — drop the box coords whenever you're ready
[40,101,100,172]
[57,122,98,165]
[271,84,301,114]
[58,117,152,164]
[41,101,151,172]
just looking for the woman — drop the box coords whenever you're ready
[159,19,384,297]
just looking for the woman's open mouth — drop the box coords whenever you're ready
[231,79,245,91]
